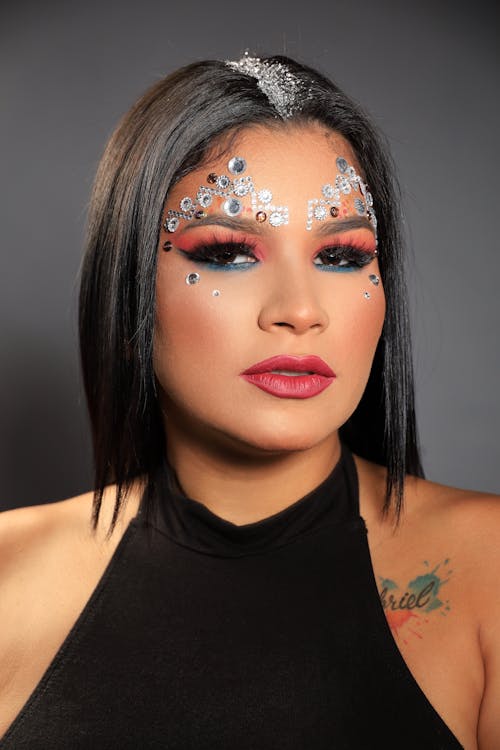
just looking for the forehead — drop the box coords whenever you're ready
[169,124,361,202]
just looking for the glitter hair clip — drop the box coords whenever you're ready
[225,52,305,120]
[164,156,289,232]
[307,156,378,238]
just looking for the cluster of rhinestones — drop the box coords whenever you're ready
[164,155,288,232]
[225,53,305,120]
[306,156,377,237]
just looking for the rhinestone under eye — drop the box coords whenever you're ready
[186,273,200,285]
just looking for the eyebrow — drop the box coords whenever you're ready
[179,214,375,237]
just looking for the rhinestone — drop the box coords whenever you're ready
[228,156,246,175]
[313,205,328,221]
[336,156,348,173]
[330,206,339,218]
[322,184,335,199]
[256,211,267,223]
[186,272,200,286]
[337,175,351,194]
[258,189,272,205]
[366,191,374,207]
[166,217,179,232]
[180,196,193,212]
[363,291,371,299]
[194,209,206,219]
[369,274,380,286]
[162,241,172,251]
[207,173,217,184]
[354,198,366,215]
[197,189,213,208]
[212,289,221,297]
[217,175,231,189]
[223,198,243,217]
[269,211,284,227]
[233,182,248,197]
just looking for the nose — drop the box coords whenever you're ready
[257,268,329,335]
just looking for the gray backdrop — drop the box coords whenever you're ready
[1,0,499,510]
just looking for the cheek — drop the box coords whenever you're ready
[330,276,385,371]
[153,266,253,388]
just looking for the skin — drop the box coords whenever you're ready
[154,124,384,523]
[0,124,499,748]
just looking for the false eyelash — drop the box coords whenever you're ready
[313,244,375,272]
[178,240,259,270]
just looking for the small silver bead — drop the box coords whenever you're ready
[186,272,200,286]
[212,289,221,297]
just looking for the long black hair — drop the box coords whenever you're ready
[79,55,423,532]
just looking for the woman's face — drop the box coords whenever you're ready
[154,123,385,458]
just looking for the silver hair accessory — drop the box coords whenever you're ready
[225,52,306,120]
[306,156,378,238]
[186,272,200,285]
[164,156,288,231]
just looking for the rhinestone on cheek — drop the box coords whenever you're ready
[256,211,267,223]
[228,156,246,175]
[212,289,221,297]
[369,274,380,286]
[364,291,371,299]
[186,272,200,285]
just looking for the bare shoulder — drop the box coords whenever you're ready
[0,483,141,575]
[0,484,142,734]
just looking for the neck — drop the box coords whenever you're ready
[165,427,341,526]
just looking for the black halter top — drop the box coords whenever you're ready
[0,447,463,748]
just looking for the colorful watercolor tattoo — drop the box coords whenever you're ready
[378,559,452,644]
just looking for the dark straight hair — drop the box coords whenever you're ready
[79,55,423,532]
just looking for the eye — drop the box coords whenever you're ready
[179,241,259,271]
[313,244,375,273]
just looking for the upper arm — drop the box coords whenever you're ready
[470,497,500,748]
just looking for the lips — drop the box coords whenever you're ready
[241,355,336,399]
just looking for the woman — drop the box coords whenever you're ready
[0,54,498,749]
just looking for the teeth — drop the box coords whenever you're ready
[270,370,314,376]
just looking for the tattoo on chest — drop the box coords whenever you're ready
[378,559,452,644]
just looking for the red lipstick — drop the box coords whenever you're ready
[241,355,336,399]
